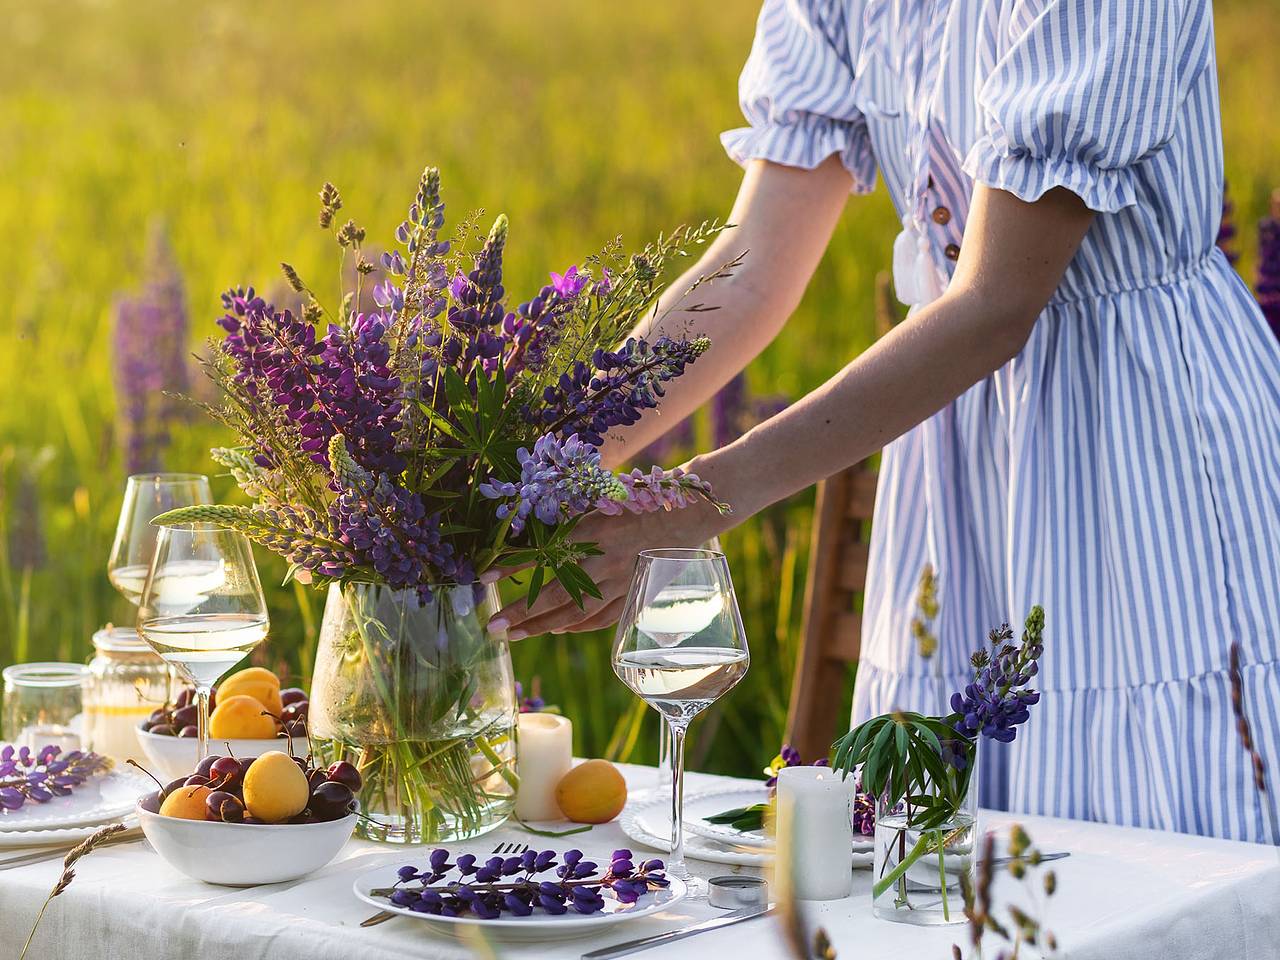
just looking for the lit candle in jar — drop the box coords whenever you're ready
[775,766,855,900]
[515,713,573,821]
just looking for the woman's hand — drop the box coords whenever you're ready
[489,497,730,640]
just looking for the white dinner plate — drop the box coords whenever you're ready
[0,816,139,850]
[622,787,875,867]
[352,851,688,942]
[680,786,774,848]
[0,769,152,832]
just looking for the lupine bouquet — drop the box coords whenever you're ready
[832,606,1045,920]
[154,168,733,844]
[158,167,730,604]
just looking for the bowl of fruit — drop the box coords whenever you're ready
[136,667,310,781]
[135,748,361,885]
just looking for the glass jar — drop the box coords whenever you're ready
[872,749,979,926]
[2,662,92,752]
[85,626,174,763]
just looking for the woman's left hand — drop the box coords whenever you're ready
[489,500,726,640]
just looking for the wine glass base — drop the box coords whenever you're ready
[672,872,709,900]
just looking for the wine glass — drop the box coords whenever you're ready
[612,548,749,893]
[108,473,213,608]
[137,524,269,760]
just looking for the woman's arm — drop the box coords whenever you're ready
[599,156,855,468]
[494,184,1096,639]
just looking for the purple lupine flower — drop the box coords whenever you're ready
[594,465,720,516]
[1217,180,1241,267]
[314,314,405,474]
[533,336,710,446]
[334,475,465,599]
[479,434,626,536]
[515,680,546,713]
[712,373,747,448]
[948,607,1045,746]
[852,781,876,837]
[113,225,192,473]
[550,265,589,298]
[1257,191,1280,341]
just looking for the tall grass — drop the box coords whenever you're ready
[0,0,1276,776]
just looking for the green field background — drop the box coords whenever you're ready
[1,0,1276,776]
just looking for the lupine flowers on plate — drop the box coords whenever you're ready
[0,746,111,813]
[369,847,668,919]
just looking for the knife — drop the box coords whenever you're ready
[581,905,775,960]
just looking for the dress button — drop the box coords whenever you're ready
[944,243,961,261]
[931,206,951,225]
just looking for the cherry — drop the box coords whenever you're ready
[206,790,245,822]
[307,768,328,793]
[147,708,168,725]
[178,725,198,738]
[309,781,355,822]
[280,688,308,707]
[326,761,362,793]
[162,777,188,798]
[176,687,194,709]
[195,755,222,779]
[208,756,243,791]
[149,724,176,737]
[172,705,198,729]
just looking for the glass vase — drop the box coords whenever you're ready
[309,581,518,844]
[872,752,978,925]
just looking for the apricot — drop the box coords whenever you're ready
[555,759,628,824]
[159,784,213,821]
[209,694,278,740]
[242,751,309,823]
[216,667,283,718]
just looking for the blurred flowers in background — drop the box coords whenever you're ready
[111,223,192,474]
[1256,190,1280,341]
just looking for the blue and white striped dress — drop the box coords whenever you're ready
[724,0,1280,843]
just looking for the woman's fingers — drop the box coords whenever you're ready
[556,597,627,634]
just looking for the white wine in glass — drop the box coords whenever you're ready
[613,548,748,894]
[138,524,269,759]
[108,473,213,607]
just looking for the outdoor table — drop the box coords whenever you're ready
[2,764,1277,960]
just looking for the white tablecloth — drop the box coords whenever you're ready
[2,764,1277,960]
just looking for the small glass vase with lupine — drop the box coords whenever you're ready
[152,168,733,843]
[832,606,1045,926]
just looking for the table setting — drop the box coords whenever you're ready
[1,166,1278,960]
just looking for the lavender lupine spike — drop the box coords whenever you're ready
[502,267,592,376]
[210,447,269,499]
[949,606,1045,744]
[112,224,191,473]
[327,434,373,493]
[1256,189,1280,341]
[535,336,710,445]
[314,314,404,474]
[479,434,627,536]
[594,465,728,517]
[0,747,111,812]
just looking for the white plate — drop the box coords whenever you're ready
[0,769,152,832]
[621,788,875,868]
[353,851,688,942]
[681,786,774,848]
[0,816,139,850]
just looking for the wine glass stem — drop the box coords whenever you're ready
[195,686,212,762]
[658,716,673,789]
[668,719,689,880]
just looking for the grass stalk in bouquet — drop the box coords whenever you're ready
[153,166,733,841]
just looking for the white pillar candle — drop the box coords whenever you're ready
[775,766,855,900]
[515,713,574,821]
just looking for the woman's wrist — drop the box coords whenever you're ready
[686,438,773,536]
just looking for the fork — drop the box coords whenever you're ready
[360,841,530,928]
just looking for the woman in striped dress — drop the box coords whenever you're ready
[495,0,1280,841]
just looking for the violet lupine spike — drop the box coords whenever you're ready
[594,465,727,517]
[479,434,627,536]
[948,606,1045,746]
[712,373,747,449]
[314,314,405,475]
[113,225,192,474]
[334,475,466,599]
[502,267,592,376]
[533,336,710,446]
[1256,190,1280,341]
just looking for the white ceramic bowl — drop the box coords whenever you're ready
[137,804,357,885]
[135,724,310,782]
